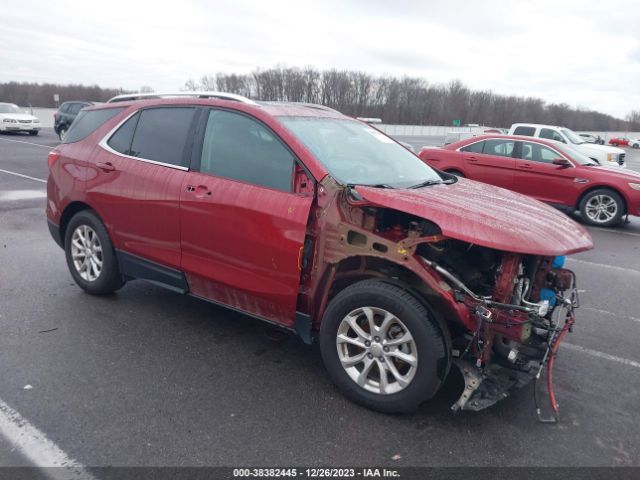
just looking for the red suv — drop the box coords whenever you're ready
[47,93,593,415]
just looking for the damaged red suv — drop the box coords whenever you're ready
[47,93,593,415]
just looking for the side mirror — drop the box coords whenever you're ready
[552,158,571,168]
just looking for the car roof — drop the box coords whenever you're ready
[511,123,568,130]
[447,133,567,150]
[88,96,348,119]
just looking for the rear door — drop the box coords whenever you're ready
[180,108,314,327]
[88,106,198,269]
[461,138,516,189]
[512,141,578,205]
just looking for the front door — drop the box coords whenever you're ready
[180,109,314,327]
[512,141,578,205]
[463,138,516,189]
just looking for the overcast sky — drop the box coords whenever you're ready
[1,0,639,118]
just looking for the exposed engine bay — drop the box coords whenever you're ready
[333,202,581,421]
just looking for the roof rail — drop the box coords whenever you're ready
[261,101,341,114]
[106,91,259,105]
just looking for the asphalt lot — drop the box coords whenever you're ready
[1,129,639,471]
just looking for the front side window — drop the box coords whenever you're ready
[199,109,294,192]
[540,128,565,143]
[560,128,585,145]
[521,142,562,163]
[128,107,196,167]
[62,108,125,144]
[280,117,442,189]
[482,139,515,158]
[513,126,536,136]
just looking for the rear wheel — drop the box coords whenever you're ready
[633,143,639,149]
[58,126,68,141]
[579,189,625,227]
[64,210,124,295]
[319,280,448,413]
[29,131,38,136]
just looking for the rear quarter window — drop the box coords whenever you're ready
[61,108,125,144]
[460,141,484,153]
[513,126,536,136]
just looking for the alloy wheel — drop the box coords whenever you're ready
[336,306,418,395]
[585,194,618,224]
[70,225,103,281]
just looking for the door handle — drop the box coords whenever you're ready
[186,185,212,197]
[465,156,478,163]
[97,162,115,172]
[519,163,533,169]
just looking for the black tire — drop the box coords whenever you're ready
[64,210,124,295]
[29,131,38,136]
[633,143,639,149]
[446,169,465,178]
[579,188,625,227]
[58,126,67,141]
[319,280,449,413]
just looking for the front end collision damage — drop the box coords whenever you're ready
[298,176,592,418]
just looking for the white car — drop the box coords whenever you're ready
[0,103,41,136]
[509,123,626,168]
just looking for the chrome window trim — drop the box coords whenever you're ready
[97,110,190,171]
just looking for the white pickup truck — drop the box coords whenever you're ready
[508,123,626,168]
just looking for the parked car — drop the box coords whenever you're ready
[609,136,640,148]
[509,123,626,168]
[418,135,640,227]
[54,101,95,140]
[0,103,41,135]
[579,133,604,145]
[46,92,592,415]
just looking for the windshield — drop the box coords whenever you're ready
[556,143,598,166]
[280,117,442,188]
[0,104,22,114]
[560,128,585,145]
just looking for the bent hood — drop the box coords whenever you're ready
[356,179,593,256]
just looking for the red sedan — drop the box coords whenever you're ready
[418,135,640,227]
[609,137,640,148]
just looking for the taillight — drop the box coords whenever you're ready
[48,150,60,168]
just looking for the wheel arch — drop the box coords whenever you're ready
[576,185,628,214]
[59,201,96,247]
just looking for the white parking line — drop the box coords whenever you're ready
[589,227,640,238]
[0,168,46,184]
[567,258,640,275]
[0,399,95,479]
[563,343,640,369]
[0,190,47,201]
[0,137,53,149]
[582,306,640,324]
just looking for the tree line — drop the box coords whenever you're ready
[0,82,145,108]
[2,72,638,131]
[184,67,640,131]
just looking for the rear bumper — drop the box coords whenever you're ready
[47,219,63,249]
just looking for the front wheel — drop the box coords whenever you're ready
[579,189,625,227]
[64,210,124,295]
[58,127,67,141]
[633,143,639,149]
[319,280,448,413]
[29,131,39,136]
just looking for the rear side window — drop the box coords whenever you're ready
[483,139,515,157]
[199,109,294,191]
[59,103,70,113]
[513,126,536,136]
[128,107,196,167]
[460,141,484,153]
[107,113,140,155]
[62,108,124,144]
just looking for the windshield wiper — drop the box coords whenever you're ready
[347,183,394,189]
[409,179,444,189]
